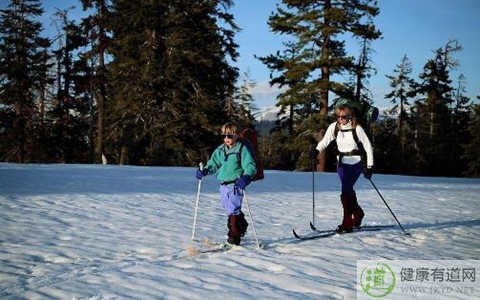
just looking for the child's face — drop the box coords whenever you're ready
[223,134,237,147]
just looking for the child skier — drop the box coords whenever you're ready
[312,103,374,233]
[195,122,257,245]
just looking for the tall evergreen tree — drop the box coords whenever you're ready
[0,0,48,162]
[412,40,461,175]
[462,100,480,177]
[160,0,240,165]
[81,0,110,164]
[49,8,90,163]
[107,0,239,165]
[259,0,381,170]
[338,37,378,132]
[385,54,415,171]
[258,41,306,137]
[35,39,53,125]
[32,37,54,162]
[232,73,256,128]
[450,74,473,176]
[353,38,376,104]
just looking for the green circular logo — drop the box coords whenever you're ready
[360,263,396,298]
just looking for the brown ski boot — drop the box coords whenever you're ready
[338,193,354,233]
[351,191,364,229]
[237,211,249,237]
[227,214,241,245]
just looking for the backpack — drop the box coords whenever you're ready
[333,125,366,165]
[238,128,264,181]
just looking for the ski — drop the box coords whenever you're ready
[188,237,264,256]
[292,228,336,240]
[293,224,397,240]
[196,243,233,254]
[310,221,396,232]
[188,240,233,256]
[309,222,338,234]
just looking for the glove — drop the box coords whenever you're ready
[235,175,251,190]
[364,166,373,180]
[196,168,208,180]
[310,148,319,160]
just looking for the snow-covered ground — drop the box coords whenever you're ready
[0,164,479,299]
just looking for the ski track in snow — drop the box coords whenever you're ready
[0,164,479,299]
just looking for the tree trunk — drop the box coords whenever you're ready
[288,104,293,135]
[95,55,105,163]
[316,0,331,172]
[15,102,25,163]
[120,145,128,165]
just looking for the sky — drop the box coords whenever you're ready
[230,0,480,109]
[6,0,479,110]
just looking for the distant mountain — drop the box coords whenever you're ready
[253,106,283,136]
[252,104,393,136]
[254,106,282,122]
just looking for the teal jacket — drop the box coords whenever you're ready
[204,141,257,182]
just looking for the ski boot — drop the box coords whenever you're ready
[338,193,354,234]
[351,191,364,229]
[336,224,353,234]
[237,211,249,237]
[227,214,241,245]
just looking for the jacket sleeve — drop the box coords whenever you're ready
[240,144,257,178]
[355,126,374,167]
[204,146,223,175]
[316,122,337,152]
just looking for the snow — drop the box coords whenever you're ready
[0,163,479,299]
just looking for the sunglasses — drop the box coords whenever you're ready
[222,134,235,139]
[337,115,351,120]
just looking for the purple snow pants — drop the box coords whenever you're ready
[220,184,243,215]
[337,162,363,194]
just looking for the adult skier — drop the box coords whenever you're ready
[312,103,374,233]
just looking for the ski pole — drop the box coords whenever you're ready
[369,178,409,235]
[191,162,204,240]
[311,154,316,229]
[310,142,318,230]
[243,190,261,249]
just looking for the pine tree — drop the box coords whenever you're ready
[233,73,256,128]
[412,40,461,175]
[337,37,378,132]
[385,54,415,171]
[258,0,381,170]
[81,0,110,164]
[353,38,376,104]
[450,74,473,176]
[107,0,239,165]
[35,39,53,126]
[32,38,54,162]
[462,102,480,177]
[0,0,48,162]
[106,0,168,164]
[161,0,239,165]
[260,40,311,135]
[49,8,90,163]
